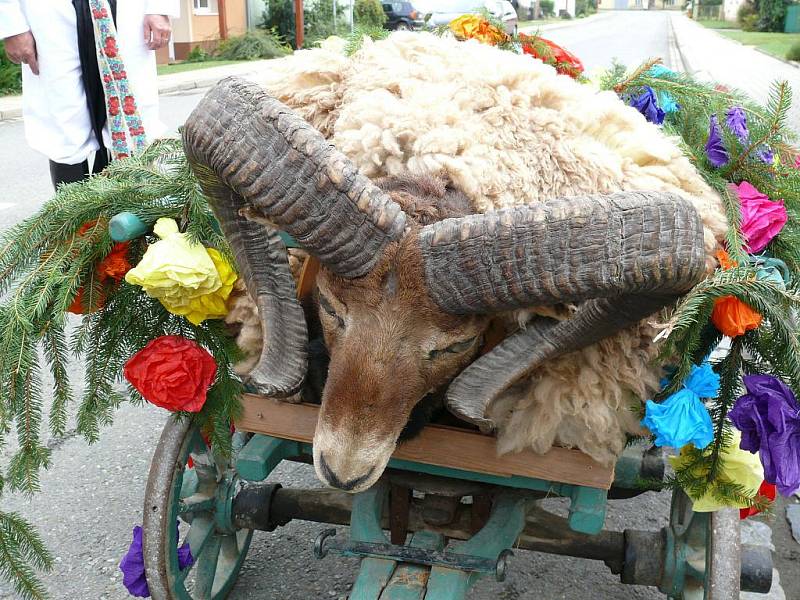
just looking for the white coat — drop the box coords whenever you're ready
[0,0,180,164]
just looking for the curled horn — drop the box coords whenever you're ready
[183,77,407,396]
[418,191,707,428]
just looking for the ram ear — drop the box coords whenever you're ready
[182,77,408,396]
[416,192,707,427]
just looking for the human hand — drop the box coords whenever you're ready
[4,31,39,75]
[143,14,171,50]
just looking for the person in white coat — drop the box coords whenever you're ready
[0,0,180,186]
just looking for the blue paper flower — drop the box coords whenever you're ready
[705,114,729,168]
[756,145,774,165]
[629,87,665,125]
[641,363,717,449]
[658,91,680,114]
[648,64,676,78]
[725,106,749,144]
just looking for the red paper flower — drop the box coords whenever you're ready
[124,336,217,413]
[98,242,131,282]
[520,34,584,78]
[739,481,777,519]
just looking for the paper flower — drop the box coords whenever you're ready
[165,249,238,325]
[740,481,777,519]
[648,64,676,78]
[715,248,737,270]
[124,218,224,320]
[642,363,716,449]
[449,15,507,46]
[711,295,762,337]
[658,91,680,114]
[795,155,800,170]
[728,374,800,496]
[669,431,764,512]
[120,524,193,597]
[756,146,774,165]
[67,286,105,315]
[725,106,749,144]
[629,87,665,125]
[519,34,584,78]
[124,335,217,413]
[730,181,788,253]
[705,114,729,167]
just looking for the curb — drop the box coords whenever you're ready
[667,16,689,73]
[0,64,272,123]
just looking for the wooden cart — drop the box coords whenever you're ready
[139,395,774,600]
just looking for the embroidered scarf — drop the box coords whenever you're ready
[88,0,148,159]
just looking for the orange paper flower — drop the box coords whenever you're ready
[711,295,763,337]
[715,249,737,270]
[97,242,132,282]
[449,14,508,46]
[67,286,105,315]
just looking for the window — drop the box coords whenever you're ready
[193,0,219,14]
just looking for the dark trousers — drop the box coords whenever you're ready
[50,0,118,189]
[49,149,111,187]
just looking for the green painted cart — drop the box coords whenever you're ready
[139,396,774,600]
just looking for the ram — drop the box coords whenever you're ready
[182,32,728,493]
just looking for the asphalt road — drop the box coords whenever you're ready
[0,11,791,600]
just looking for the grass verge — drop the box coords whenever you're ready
[157,59,250,76]
[717,30,800,61]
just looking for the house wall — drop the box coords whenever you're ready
[170,0,249,61]
[724,0,744,21]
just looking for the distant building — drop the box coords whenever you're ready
[597,0,678,8]
[162,0,250,63]
[723,0,744,21]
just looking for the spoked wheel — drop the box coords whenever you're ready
[143,416,253,599]
[665,489,741,600]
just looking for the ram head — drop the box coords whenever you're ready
[183,78,706,493]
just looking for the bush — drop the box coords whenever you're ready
[788,41,800,61]
[0,41,22,95]
[216,30,291,60]
[736,0,757,25]
[741,13,760,30]
[757,0,791,32]
[185,45,210,62]
[539,0,554,16]
[354,0,386,27]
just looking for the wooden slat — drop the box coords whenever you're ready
[236,395,614,490]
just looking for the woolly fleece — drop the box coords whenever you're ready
[227,31,728,464]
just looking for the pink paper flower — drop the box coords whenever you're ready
[794,155,800,170]
[729,181,787,253]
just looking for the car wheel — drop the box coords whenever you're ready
[396,21,410,30]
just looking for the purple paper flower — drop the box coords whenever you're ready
[725,106,749,144]
[706,114,729,168]
[120,524,193,597]
[629,87,665,125]
[728,374,800,496]
[756,145,774,165]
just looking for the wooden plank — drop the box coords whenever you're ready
[236,395,614,490]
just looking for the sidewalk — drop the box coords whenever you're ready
[670,13,800,134]
[0,58,278,122]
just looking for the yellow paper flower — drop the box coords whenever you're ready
[449,14,508,46]
[125,218,223,319]
[669,431,764,512]
[169,249,238,325]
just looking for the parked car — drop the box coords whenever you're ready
[415,0,518,35]
[382,1,427,30]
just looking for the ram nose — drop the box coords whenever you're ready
[312,431,394,493]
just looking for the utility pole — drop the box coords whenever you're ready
[294,0,305,48]
[218,0,229,39]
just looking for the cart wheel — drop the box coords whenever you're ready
[665,488,741,600]
[143,416,253,600]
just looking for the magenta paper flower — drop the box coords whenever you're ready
[729,181,787,253]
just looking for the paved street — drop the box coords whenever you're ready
[0,10,795,599]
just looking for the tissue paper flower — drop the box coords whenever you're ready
[728,374,800,496]
[739,481,777,520]
[167,248,238,325]
[730,181,787,253]
[711,295,762,338]
[725,106,749,143]
[120,524,193,597]
[629,87,665,125]
[669,431,764,512]
[705,114,729,167]
[641,363,716,449]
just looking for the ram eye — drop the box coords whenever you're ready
[427,336,478,360]
[318,294,345,328]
